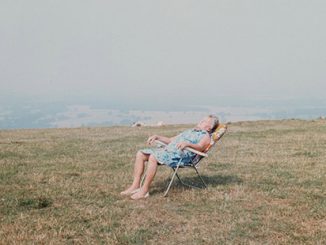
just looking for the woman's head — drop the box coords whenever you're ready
[197,115,219,133]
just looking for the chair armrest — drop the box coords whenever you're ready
[154,139,168,147]
[154,140,208,157]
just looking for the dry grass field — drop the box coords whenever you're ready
[0,119,325,244]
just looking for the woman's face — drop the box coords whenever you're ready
[197,117,213,132]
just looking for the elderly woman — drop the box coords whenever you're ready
[121,115,219,200]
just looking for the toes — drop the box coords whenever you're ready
[130,191,149,200]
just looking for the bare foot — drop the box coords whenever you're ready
[120,186,140,196]
[130,189,149,200]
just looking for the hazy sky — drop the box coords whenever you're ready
[1,0,326,107]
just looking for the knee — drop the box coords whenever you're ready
[136,151,146,160]
[148,154,158,164]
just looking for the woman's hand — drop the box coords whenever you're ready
[176,142,189,150]
[147,135,158,145]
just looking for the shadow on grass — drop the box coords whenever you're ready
[179,174,242,187]
[152,174,242,195]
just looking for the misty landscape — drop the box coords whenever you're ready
[2,1,326,130]
[1,95,326,129]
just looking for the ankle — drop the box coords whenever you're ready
[131,181,141,188]
[141,186,149,193]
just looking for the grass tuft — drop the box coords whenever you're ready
[18,196,53,209]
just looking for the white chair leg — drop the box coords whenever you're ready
[163,164,180,197]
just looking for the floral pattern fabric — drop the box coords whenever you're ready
[141,129,208,168]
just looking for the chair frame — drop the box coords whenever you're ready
[164,157,208,197]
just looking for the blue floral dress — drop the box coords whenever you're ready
[141,129,208,168]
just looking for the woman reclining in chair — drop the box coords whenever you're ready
[121,115,219,200]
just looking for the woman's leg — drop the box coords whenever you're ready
[131,154,158,199]
[121,151,149,195]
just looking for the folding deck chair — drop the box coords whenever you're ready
[153,124,227,197]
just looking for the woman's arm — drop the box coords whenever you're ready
[176,134,210,152]
[147,135,176,145]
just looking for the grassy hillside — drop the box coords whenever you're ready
[0,119,325,244]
